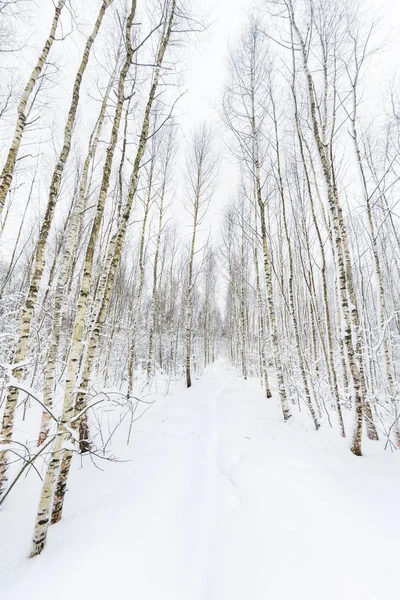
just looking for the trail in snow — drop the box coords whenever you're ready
[187,370,220,600]
[1,360,400,600]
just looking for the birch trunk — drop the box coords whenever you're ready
[251,117,291,419]
[185,202,198,388]
[258,198,291,421]
[147,160,168,377]
[184,124,215,388]
[239,210,247,380]
[127,157,155,394]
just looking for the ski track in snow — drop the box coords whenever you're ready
[1,359,400,599]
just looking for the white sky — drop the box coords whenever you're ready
[2,0,400,255]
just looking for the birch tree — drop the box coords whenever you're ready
[147,125,175,378]
[184,125,217,388]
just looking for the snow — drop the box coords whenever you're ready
[1,360,400,599]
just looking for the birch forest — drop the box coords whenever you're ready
[1,0,400,597]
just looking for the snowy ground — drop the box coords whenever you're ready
[1,360,400,599]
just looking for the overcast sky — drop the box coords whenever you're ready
[2,0,400,251]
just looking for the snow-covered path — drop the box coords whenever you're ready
[1,361,400,599]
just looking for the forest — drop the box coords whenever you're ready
[0,0,400,597]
